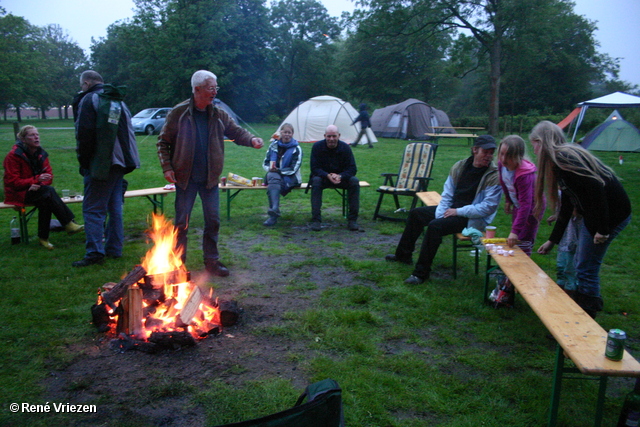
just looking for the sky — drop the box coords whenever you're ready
[2,0,639,87]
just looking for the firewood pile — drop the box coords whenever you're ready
[91,265,240,353]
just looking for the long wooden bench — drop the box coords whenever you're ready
[484,244,640,426]
[220,181,370,221]
[0,186,175,244]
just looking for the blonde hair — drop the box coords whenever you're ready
[280,123,294,133]
[17,125,37,141]
[498,135,526,166]
[530,120,615,217]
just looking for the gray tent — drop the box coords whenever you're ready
[214,99,239,123]
[580,110,640,152]
[370,99,454,140]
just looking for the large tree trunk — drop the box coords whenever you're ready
[488,38,501,136]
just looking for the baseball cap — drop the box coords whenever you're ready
[474,135,496,150]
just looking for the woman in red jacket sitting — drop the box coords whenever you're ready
[3,125,84,249]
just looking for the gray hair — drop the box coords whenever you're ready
[191,70,217,93]
[79,70,103,86]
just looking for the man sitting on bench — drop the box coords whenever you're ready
[385,135,502,284]
[309,125,361,232]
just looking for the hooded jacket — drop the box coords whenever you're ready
[3,142,53,206]
[74,83,140,180]
[498,158,542,241]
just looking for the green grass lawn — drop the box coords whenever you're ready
[1,119,639,426]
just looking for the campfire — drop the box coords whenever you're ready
[91,214,239,352]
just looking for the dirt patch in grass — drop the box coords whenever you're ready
[42,219,400,426]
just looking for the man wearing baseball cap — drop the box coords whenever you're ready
[386,135,502,284]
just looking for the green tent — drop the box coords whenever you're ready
[580,110,640,152]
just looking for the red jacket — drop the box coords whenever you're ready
[3,142,53,207]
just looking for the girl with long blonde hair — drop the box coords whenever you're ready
[530,121,631,318]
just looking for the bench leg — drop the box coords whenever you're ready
[145,194,165,215]
[17,207,37,244]
[452,235,458,279]
[548,345,564,427]
[594,376,607,427]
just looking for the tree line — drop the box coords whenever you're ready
[1,0,637,133]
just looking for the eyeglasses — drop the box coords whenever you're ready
[204,86,220,92]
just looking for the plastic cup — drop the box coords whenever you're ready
[485,226,496,239]
[62,189,70,200]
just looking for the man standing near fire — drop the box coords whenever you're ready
[157,70,263,278]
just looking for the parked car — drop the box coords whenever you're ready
[131,108,172,135]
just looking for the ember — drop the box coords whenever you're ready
[91,214,239,351]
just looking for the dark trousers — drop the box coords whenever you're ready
[311,175,359,222]
[24,185,75,240]
[395,206,467,278]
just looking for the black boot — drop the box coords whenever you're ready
[575,292,604,319]
[264,186,281,226]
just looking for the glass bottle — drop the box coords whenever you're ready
[10,216,20,245]
[618,378,640,427]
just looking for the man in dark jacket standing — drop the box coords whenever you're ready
[72,70,140,267]
[309,125,360,232]
[351,103,373,148]
[157,70,264,277]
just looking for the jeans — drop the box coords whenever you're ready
[310,175,359,222]
[83,169,124,258]
[24,185,75,240]
[574,214,631,297]
[395,206,468,279]
[175,180,220,264]
[556,250,578,291]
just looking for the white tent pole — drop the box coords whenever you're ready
[572,106,588,142]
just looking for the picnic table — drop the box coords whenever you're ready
[425,132,479,145]
[431,126,485,134]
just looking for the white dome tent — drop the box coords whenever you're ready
[274,96,377,145]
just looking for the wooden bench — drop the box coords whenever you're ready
[0,186,175,244]
[425,133,478,145]
[220,181,371,221]
[484,244,640,426]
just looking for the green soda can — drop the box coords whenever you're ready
[605,329,626,361]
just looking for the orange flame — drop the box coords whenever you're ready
[101,214,219,340]
[141,213,185,276]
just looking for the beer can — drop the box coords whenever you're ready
[605,328,626,361]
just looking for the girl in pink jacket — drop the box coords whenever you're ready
[497,135,543,256]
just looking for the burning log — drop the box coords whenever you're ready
[176,285,203,327]
[101,265,147,309]
[218,299,241,327]
[149,331,196,348]
[125,284,144,338]
[91,303,112,332]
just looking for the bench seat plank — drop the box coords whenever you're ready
[486,245,640,376]
[416,191,442,206]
